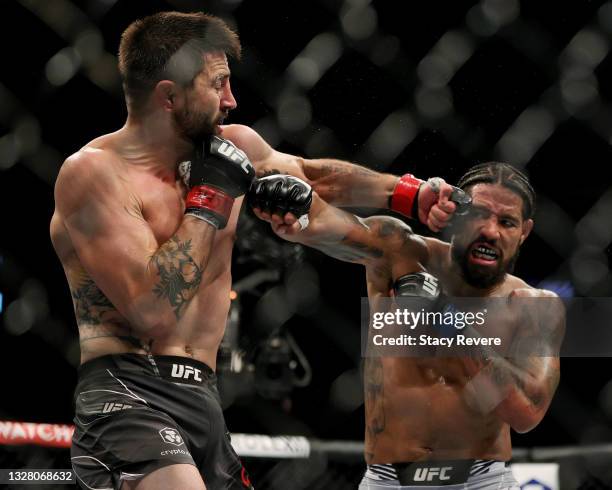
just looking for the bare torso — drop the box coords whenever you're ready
[364,240,528,464]
[50,131,242,368]
[364,356,511,463]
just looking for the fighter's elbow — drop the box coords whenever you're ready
[495,395,548,434]
[509,411,545,434]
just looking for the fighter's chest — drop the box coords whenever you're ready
[133,176,240,249]
[133,177,185,244]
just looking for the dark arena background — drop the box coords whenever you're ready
[1,0,612,488]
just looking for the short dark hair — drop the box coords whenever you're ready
[457,162,536,220]
[118,11,241,112]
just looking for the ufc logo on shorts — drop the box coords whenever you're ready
[422,274,439,296]
[171,364,202,381]
[159,427,184,446]
[413,466,452,482]
[217,141,251,173]
[102,402,132,413]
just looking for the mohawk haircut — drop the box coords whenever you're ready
[457,162,536,220]
[118,11,241,112]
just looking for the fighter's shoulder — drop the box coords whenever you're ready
[419,236,450,267]
[506,276,559,299]
[510,288,560,299]
[220,124,272,162]
[507,280,565,324]
[55,146,123,205]
[58,147,116,183]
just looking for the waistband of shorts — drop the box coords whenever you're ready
[78,353,216,386]
[366,459,509,485]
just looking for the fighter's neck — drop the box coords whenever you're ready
[451,278,505,298]
[117,115,193,172]
[444,254,506,298]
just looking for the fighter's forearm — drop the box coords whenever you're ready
[462,293,563,431]
[251,173,423,267]
[464,355,558,432]
[491,356,559,432]
[301,158,399,208]
[294,196,385,265]
[288,192,427,269]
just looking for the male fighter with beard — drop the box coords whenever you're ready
[251,162,564,489]
[49,11,457,490]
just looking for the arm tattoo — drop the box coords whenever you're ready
[317,162,378,179]
[310,212,383,263]
[71,278,115,325]
[152,235,203,320]
[311,215,413,265]
[72,278,150,351]
[377,220,399,238]
[336,240,383,260]
[79,325,143,352]
[364,357,385,462]
[375,218,414,246]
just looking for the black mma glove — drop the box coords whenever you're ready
[248,175,313,226]
[394,271,441,301]
[185,136,255,229]
[394,272,462,338]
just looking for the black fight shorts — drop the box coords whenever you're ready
[71,353,253,489]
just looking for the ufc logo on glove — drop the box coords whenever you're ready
[213,137,251,173]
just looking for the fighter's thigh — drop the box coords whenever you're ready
[121,464,206,490]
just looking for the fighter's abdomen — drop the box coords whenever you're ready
[364,358,511,463]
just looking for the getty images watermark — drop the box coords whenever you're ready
[358,296,612,358]
[370,305,500,349]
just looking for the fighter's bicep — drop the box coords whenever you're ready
[221,124,306,179]
[360,216,428,267]
[365,263,394,297]
[507,294,563,403]
[510,290,565,359]
[65,197,157,267]
[67,206,163,320]
[527,302,563,395]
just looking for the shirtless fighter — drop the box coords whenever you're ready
[49,11,455,490]
[251,162,565,489]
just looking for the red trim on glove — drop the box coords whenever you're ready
[390,174,424,218]
[186,185,234,222]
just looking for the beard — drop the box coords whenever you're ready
[173,104,221,142]
[451,238,521,289]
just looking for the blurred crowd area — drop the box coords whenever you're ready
[1,0,612,488]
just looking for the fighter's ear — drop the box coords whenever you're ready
[154,80,177,111]
[520,218,533,245]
